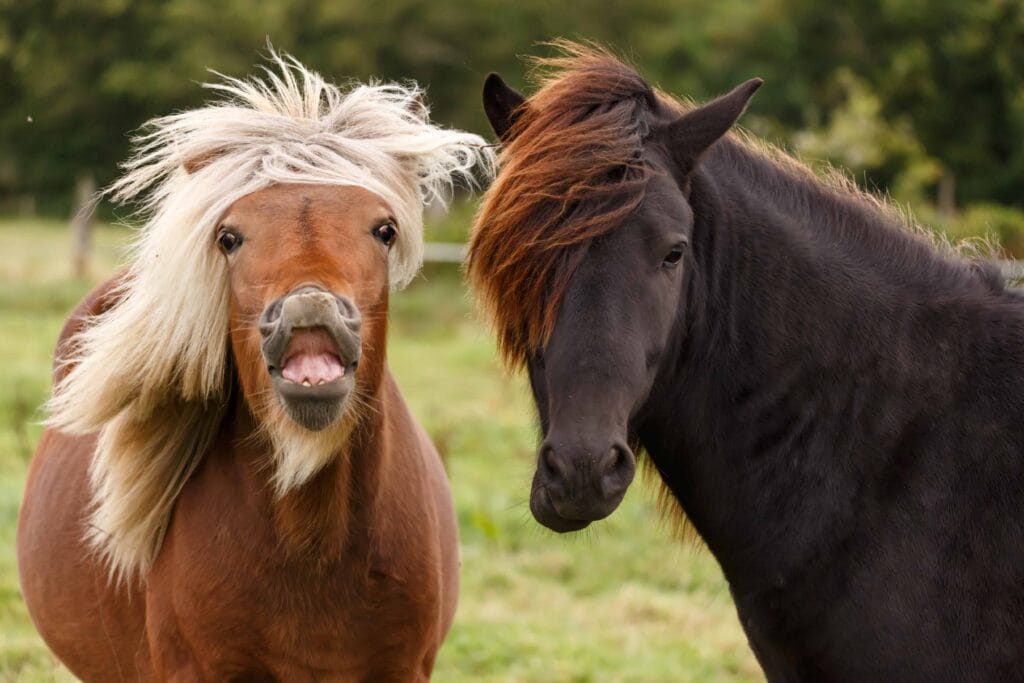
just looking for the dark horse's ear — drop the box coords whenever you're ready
[482,72,527,142]
[666,78,763,176]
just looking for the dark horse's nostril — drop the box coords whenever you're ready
[610,445,629,476]
[539,444,562,482]
[600,444,636,494]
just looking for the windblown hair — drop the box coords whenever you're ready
[468,42,969,370]
[467,42,652,367]
[47,51,492,583]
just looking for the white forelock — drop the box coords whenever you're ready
[47,51,493,583]
[111,49,492,288]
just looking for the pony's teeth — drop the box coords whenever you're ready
[317,379,325,385]
[302,380,311,387]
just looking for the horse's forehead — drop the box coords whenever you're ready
[224,184,393,226]
[644,165,687,203]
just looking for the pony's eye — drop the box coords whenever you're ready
[217,228,243,254]
[662,243,686,268]
[373,221,397,247]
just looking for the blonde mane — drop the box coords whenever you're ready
[47,51,493,584]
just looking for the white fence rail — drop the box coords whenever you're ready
[422,242,467,264]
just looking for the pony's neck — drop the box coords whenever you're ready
[644,140,992,592]
[229,375,391,559]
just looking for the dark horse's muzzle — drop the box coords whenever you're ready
[259,285,361,431]
[530,436,637,532]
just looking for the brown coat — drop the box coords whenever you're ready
[19,185,459,681]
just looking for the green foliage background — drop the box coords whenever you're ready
[2,0,1023,221]
[1,3,1024,679]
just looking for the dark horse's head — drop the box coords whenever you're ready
[469,45,760,532]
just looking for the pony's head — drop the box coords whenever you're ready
[48,51,492,582]
[469,42,758,532]
[219,183,395,490]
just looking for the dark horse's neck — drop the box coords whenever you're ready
[640,138,1024,631]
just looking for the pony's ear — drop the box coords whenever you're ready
[482,72,527,142]
[182,149,224,175]
[666,78,762,176]
[407,92,429,122]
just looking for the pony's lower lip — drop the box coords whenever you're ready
[271,370,354,431]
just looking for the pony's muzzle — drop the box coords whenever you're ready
[259,285,361,431]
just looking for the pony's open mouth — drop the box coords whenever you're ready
[259,292,361,432]
[268,326,356,432]
[275,327,348,388]
[280,351,345,386]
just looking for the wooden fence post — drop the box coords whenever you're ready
[71,173,96,279]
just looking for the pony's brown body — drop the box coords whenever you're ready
[17,57,487,680]
[19,186,459,682]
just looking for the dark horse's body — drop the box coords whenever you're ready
[471,44,1024,681]
[650,150,1024,680]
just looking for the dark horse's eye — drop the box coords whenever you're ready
[662,242,686,268]
[373,221,397,247]
[217,228,243,254]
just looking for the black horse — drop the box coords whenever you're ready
[469,42,1024,681]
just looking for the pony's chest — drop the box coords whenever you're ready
[147,475,443,677]
[149,535,440,679]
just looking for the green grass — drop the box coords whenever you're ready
[0,215,762,682]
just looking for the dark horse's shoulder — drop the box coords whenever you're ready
[53,271,130,383]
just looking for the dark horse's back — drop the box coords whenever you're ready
[738,291,1024,682]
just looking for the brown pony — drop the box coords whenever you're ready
[18,54,491,681]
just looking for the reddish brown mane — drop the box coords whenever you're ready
[468,43,655,367]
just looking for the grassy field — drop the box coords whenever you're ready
[0,216,762,682]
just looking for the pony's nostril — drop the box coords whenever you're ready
[335,296,361,323]
[260,303,284,342]
[259,299,285,339]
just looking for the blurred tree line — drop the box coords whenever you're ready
[1,0,1022,243]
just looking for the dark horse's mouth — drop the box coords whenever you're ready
[530,486,593,533]
[259,287,362,431]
